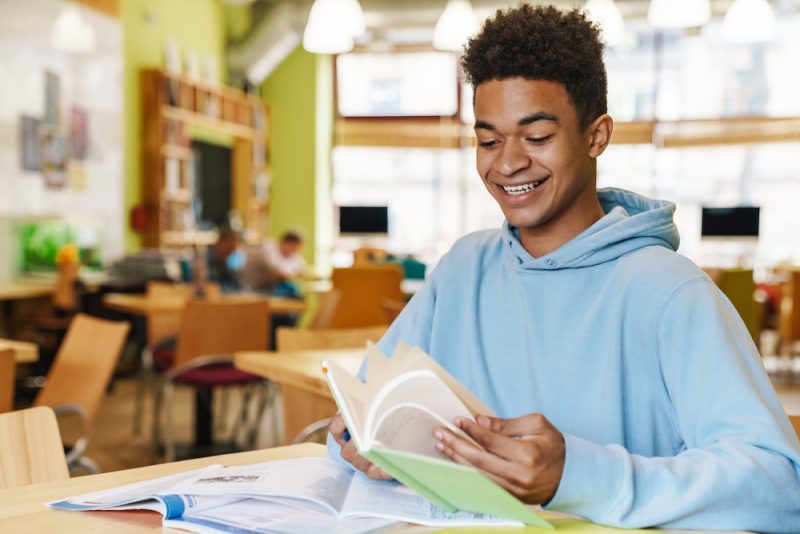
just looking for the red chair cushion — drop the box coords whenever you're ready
[152,348,174,370]
[174,365,262,387]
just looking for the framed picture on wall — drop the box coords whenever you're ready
[70,106,89,160]
[44,71,60,126]
[19,115,41,171]
[41,131,67,189]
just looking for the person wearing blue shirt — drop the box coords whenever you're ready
[328,5,800,532]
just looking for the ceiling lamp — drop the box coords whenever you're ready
[52,6,96,54]
[584,0,625,47]
[303,0,366,54]
[647,0,711,29]
[723,0,776,43]
[433,0,479,52]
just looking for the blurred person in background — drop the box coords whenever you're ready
[242,230,307,298]
[206,225,242,293]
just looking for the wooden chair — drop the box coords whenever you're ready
[779,270,800,353]
[276,325,387,444]
[309,290,342,330]
[381,298,405,324]
[159,299,275,461]
[0,406,69,489]
[0,349,15,413]
[33,314,130,475]
[330,265,404,328]
[790,415,800,440]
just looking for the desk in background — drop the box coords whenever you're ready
[235,348,362,444]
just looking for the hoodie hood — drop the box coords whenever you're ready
[504,187,680,270]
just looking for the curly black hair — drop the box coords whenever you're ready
[461,4,607,130]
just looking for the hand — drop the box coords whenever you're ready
[433,413,565,505]
[328,413,393,480]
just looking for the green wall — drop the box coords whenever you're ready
[121,0,227,251]
[261,47,333,271]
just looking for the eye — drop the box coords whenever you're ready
[526,135,553,144]
[478,140,499,148]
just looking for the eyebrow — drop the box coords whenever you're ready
[474,112,560,131]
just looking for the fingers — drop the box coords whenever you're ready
[328,413,347,446]
[476,413,550,438]
[435,426,528,484]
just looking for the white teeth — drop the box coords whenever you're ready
[502,179,546,195]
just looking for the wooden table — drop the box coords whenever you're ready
[103,293,307,316]
[235,348,362,444]
[0,339,38,363]
[0,443,325,532]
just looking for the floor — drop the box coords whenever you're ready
[74,368,800,476]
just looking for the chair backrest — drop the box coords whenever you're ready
[779,270,800,344]
[0,406,69,488]
[310,290,342,330]
[33,314,130,430]
[330,265,404,328]
[276,325,387,351]
[381,298,405,324]
[790,415,800,440]
[353,247,389,265]
[0,349,15,414]
[706,268,760,342]
[173,299,270,368]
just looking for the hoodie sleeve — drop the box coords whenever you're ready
[547,277,800,532]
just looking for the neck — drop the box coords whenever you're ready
[518,189,605,258]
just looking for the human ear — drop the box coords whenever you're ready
[587,114,613,158]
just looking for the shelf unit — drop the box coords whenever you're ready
[140,69,270,249]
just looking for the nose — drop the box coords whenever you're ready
[494,138,530,177]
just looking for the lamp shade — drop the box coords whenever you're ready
[584,0,625,47]
[647,0,711,29]
[433,0,479,52]
[52,6,96,54]
[303,0,362,54]
[723,0,776,43]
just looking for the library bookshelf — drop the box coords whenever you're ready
[140,69,269,249]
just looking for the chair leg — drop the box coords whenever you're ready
[70,455,101,476]
[216,388,230,434]
[163,382,176,462]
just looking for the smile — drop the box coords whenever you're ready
[500,176,550,195]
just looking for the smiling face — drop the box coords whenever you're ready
[474,77,611,256]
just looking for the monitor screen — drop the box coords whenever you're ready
[701,206,760,238]
[339,206,388,235]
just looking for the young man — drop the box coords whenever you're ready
[242,231,307,295]
[329,5,800,531]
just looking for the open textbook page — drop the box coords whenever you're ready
[165,457,523,527]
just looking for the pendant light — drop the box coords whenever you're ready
[433,0,479,52]
[647,0,711,29]
[52,6,96,54]
[303,0,366,55]
[723,0,776,43]
[584,0,625,47]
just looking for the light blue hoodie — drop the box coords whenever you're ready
[330,188,800,532]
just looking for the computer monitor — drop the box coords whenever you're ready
[338,206,389,236]
[700,206,760,239]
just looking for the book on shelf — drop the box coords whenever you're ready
[322,341,553,528]
[164,157,181,192]
[48,457,527,533]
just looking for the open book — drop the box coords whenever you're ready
[48,457,524,533]
[322,341,553,529]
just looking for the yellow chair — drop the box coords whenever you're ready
[778,270,800,352]
[0,406,69,489]
[790,415,800,440]
[276,325,387,444]
[0,349,15,414]
[330,265,404,328]
[705,268,762,344]
[33,314,130,475]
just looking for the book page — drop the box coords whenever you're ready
[396,346,495,417]
[370,404,464,458]
[165,497,399,534]
[161,457,353,515]
[323,358,367,446]
[363,342,392,401]
[47,465,222,511]
[340,475,524,527]
[365,370,476,452]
